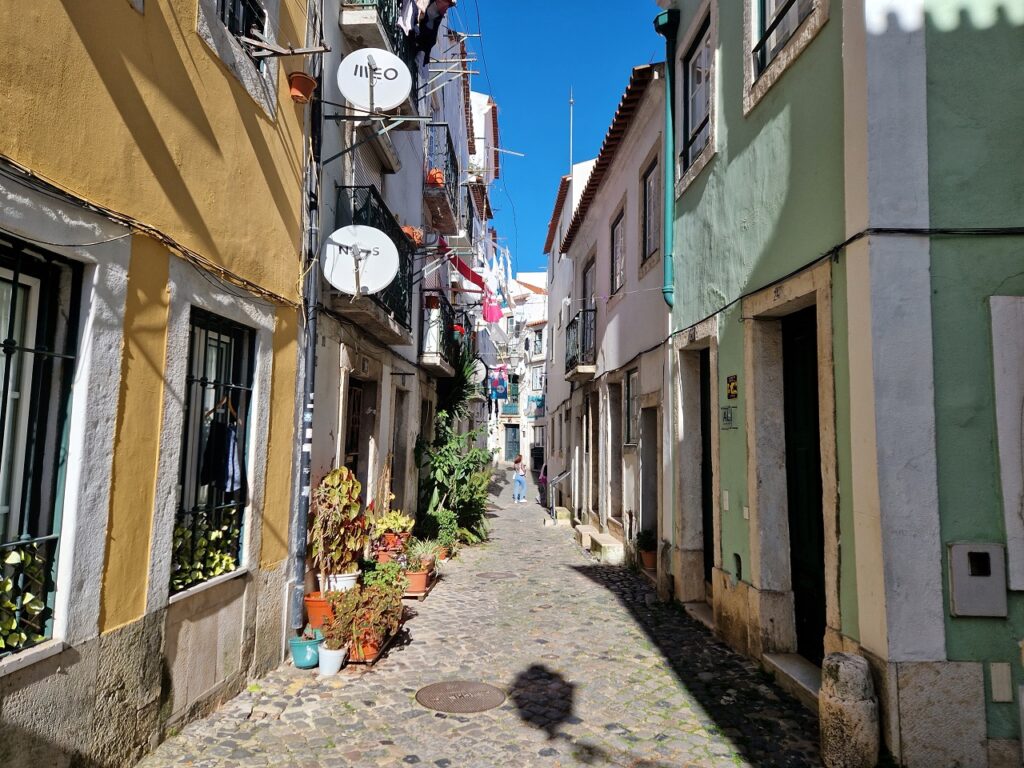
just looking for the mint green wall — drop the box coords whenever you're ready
[926,0,1024,741]
[716,303,749,579]
[672,2,845,332]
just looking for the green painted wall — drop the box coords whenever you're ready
[716,303,749,579]
[926,0,1024,740]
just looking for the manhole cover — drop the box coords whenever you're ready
[416,681,506,713]
[477,572,516,580]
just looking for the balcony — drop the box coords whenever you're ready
[331,186,414,345]
[419,290,460,377]
[424,124,459,234]
[339,0,419,116]
[565,309,597,382]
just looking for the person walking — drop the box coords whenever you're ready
[512,454,527,503]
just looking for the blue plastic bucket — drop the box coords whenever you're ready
[289,632,322,669]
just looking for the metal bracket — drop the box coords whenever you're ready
[239,30,330,59]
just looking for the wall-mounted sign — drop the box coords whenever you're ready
[727,375,738,400]
[337,48,412,112]
[720,406,737,430]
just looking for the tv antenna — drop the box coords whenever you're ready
[321,225,400,297]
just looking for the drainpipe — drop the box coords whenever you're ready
[654,9,679,310]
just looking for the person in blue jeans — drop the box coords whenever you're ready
[512,454,527,503]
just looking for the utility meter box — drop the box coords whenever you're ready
[948,543,1007,617]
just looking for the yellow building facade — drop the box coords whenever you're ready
[0,1,307,764]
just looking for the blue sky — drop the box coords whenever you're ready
[453,1,664,273]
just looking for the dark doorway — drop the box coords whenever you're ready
[639,407,658,535]
[699,348,714,588]
[504,424,520,461]
[344,381,363,476]
[781,306,826,666]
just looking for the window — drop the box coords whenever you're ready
[172,310,255,594]
[535,426,546,448]
[610,213,625,294]
[755,0,813,75]
[625,369,640,444]
[531,365,544,391]
[219,0,266,39]
[533,328,544,355]
[0,237,81,658]
[683,17,713,169]
[641,161,661,260]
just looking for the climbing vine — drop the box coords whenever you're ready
[171,516,241,593]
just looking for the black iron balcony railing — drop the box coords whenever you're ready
[336,185,414,329]
[420,289,461,368]
[426,123,459,214]
[343,0,419,97]
[565,308,596,373]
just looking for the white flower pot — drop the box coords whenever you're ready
[319,571,360,593]
[318,642,348,677]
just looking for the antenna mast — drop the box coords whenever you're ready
[569,86,575,173]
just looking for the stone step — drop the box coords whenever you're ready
[553,506,572,521]
[590,532,624,565]
[683,601,715,632]
[574,525,599,550]
[763,652,822,713]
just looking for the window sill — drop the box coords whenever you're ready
[168,567,249,605]
[676,147,716,200]
[638,253,661,281]
[0,639,66,679]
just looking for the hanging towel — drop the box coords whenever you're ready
[399,0,417,36]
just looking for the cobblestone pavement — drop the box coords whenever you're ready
[138,469,821,768]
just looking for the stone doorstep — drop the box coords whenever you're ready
[590,532,625,566]
[683,601,715,632]
[574,525,599,549]
[763,653,822,714]
[553,506,572,521]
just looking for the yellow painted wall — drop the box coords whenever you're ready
[0,0,305,304]
[261,311,300,568]
[100,236,171,632]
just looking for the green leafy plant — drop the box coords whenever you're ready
[362,561,409,593]
[328,583,405,655]
[636,529,657,552]
[371,510,414,540]
[404,539,439,572]
[310,467,369,582]
[320,605,353,652]
[171,517,240,593]
[435,342,477,423]
[0,543,48,652]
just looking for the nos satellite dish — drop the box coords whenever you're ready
[337,48,413,113]
[322,225,400,296]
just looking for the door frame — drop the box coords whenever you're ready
[741,261,840,660]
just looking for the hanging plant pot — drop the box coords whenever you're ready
[288,72,317,104]
[427,168,445,187]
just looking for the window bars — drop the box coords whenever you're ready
[171,309,255,595]
[219,0,266,38]
[564,309,596,374]
[753,0,813,75]
[0,235,82,658]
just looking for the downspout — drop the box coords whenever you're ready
[654,9,679,310]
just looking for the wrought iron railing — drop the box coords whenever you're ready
[420,290,460,368]
[336,185,414,329]
[425,123,459,216]
[343,0,419,97]
[565,309,596,373]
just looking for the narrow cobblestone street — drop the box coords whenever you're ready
[139,471,821,768]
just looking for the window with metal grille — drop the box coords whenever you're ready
[754,0,813,75]
[0,236,82,658]
[641,160,661,260]
[610,212,625,294]
[683,17,712,169]
[218,0,266,38]
[625,369,639,444]
[171,309,254,594]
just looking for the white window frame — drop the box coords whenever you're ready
[641,160,661,263]
[610,213,625,295]
[677,3,718,197]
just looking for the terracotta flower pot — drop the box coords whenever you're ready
[350,638,381,662]
[304,592,334,630]
[640,550,657,571]
[382,532,402,550]
[437,546,449,561]
[376,549,394,564]
[406,569,430,594]
[427,168,445,187]
[425,295,441,309]
[398,532,412,545]
[288,72,317,104]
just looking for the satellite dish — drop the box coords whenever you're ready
[322,225,400,296]
[337,48,413,113]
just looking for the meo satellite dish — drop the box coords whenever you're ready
[337,48,413,113]
[322,225,400,296]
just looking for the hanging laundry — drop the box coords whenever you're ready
[201,421,248,495]
[482,290,503,324]
[399,0,417,36]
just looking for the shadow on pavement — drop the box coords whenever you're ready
[508,663,676,768]
[569,564,821,767]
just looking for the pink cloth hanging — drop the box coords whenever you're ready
[482,291,503,324]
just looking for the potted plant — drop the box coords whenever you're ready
[318,614,350,677]
[450,323,466,342]
[288,628,322,670]
[372,509,414,551]
[310,467,369,593]
[636,529,657,571]
[403,539,438,594]
[303,591,334,630]
[330,583,405,662]
[427,168,445,187]
[288,71,317,104]
[363,560,409,594]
